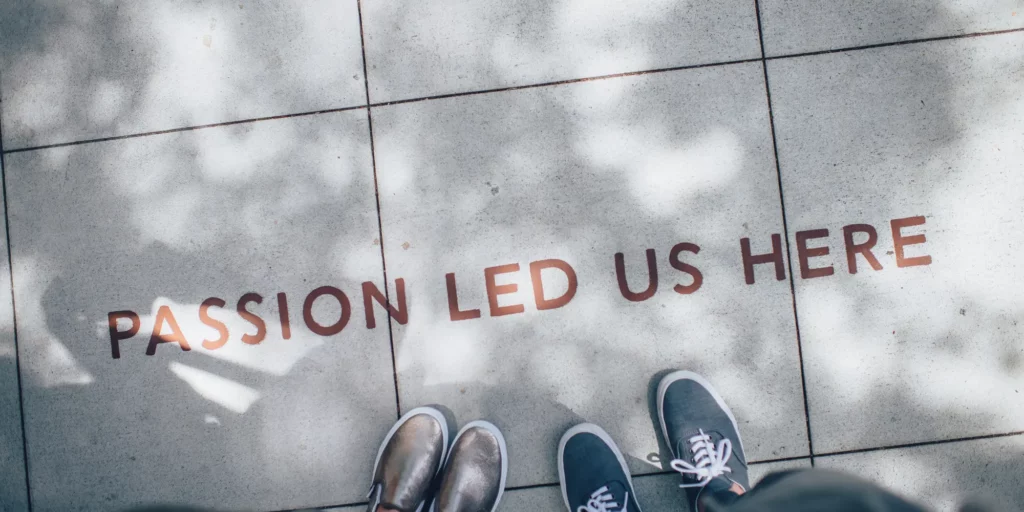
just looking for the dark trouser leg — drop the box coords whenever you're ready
[701,469,928,512]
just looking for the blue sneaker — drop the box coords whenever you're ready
[558,423,642,512]
[657,371,749,510]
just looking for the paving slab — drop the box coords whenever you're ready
[0,0,366,149]
[767,32,1024,453]
[360,0,761,102]
[0,170,28,511]
[500,458,811,510]
[373,61,809,489]
[4,112,396,511]
[759,0,1024,56]
[819,435,1024,512]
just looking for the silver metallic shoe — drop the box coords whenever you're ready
[367,407,449,512]
[429,420,508,512]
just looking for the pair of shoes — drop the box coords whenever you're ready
[559,371,749,511]
[367,407,508,512]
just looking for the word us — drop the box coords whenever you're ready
[108,216,930,359]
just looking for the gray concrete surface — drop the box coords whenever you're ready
[0,1,1022,511]
[0,180,27,512]
[373,62,808,488]
[760,0,1024,56]
[819,435,1024,512]
[0,0,367,149]
[3,112,397,510]
[768,31,1024,453]
[361,0,761,102]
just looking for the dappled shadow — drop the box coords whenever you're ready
[371,58,808,488]
[767,27,1024,454]
[3,111,400,510]
[0,0,366,149]
[360,0,762,102]
[0,1,1021,511]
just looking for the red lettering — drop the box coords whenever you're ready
[303,286,351,336]
[362,279,408,329]
[237,293,266,345]
[446,273,481,321]
[891,216,932,268]
[485,263,525,317]
[615,249,658,302]
[199,297,229,350]
[796,229,834,279]
[277,292,291,340]
[740,235,786,284]
[108,310,140,359]
[669,243,703,294]
[147,305,192,355]
[530,259,578,310]
[843,224,882,274]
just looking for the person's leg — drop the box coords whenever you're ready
[701,468,929,512]
[655,371,930,512]
[558,423,642,512]
[656,371,750,512]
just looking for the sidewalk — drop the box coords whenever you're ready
[1,1,1022,511]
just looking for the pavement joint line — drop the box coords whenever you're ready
[0,79,34,512]
[269,499,367,512]
[814,430,1024,459]
[90,434,1024,509]
[3,26,1022,155]
[362,57,763,108]
[762,25,1024,61]
[499,454,816,494]
[465,429,1024,495]
[753,0,816,467]
[355,0,402,422]
[277,430,1024,509]
[0,104,368,155]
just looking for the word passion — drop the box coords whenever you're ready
[107,216,931,359]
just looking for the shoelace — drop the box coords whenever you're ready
[578,486,629,512]
[669,429,733,488]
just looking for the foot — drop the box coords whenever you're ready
[558,423,642,512]
[367,407,449,512]
[657,371,748,510]
[429,421,508,512]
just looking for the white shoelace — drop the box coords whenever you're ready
[578,486,629,512]
[669,429,733,488]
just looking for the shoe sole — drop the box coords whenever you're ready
[557,423,643,512]
[656,370,745,460]
[370,406,450,503]
[429,420,509,512]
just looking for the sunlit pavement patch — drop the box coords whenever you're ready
[0,0,366,149]
[759,0,1024,56]
[360,0,760,102]
[769,31,1024,453]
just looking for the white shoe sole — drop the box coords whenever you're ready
[429,420,508,512]
[656,370,746,460]
[557,423,643,512]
